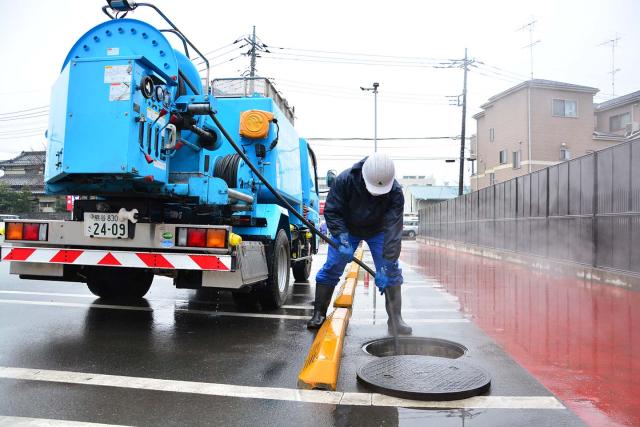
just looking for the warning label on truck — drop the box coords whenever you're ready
[109,83,131,101]
[104,64,131,84]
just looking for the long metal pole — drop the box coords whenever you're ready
[458,49,468,196]
[374,84,378,152]
[527,85,532,173]
[250,26,257,78]
[209,112,377,277]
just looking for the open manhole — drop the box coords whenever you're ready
[363,337,467,359]
[357,355,491,400]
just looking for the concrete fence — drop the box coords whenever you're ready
[419,138,640,275]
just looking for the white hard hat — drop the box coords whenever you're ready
[362,153,395,196]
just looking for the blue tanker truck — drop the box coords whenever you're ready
[0,1,320,310]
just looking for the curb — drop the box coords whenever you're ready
[297,246,364,391]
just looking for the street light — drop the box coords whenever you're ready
[360,82,379,152]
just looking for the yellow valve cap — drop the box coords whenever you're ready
[228,232,243,247]
[239,110,274,139]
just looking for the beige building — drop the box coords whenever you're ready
[593,90,640,143]
[470,79,629,190]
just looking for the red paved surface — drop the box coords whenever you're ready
[402,243,640,427]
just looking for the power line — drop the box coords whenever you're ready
[268,45,453,63]
[261,54,454,69]
[308,136,463,141]
[0,113,49,122]
[190,37,246,62]
[0,127,46,135]
[0,106,48,116]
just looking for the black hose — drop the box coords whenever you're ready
[208,112,375,277]
[214,154,241,188]
[210,111,401,354]
[160,29,190,58]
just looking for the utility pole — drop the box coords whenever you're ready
[249,26,257,78]
[360,82,380,152]
[458,48,469,196]
[517,19,539,173]
[599,35,621,98]
[517,19,540,80]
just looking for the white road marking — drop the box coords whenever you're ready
[0,416,128,427]
[0,299,309,320]
[0,290,319,313]
[0,366,566,410]
[350,318,469,324]
[352,308,458,313]
[0,290,95,299]
[281,304,314,310]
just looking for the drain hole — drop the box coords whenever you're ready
[362,337,467,359]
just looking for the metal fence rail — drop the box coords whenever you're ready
[419,139,640,275]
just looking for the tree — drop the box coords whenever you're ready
[14,187,36,212]
[0,184,35,213]
[54,196,67,213]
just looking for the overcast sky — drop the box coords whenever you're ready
[0,0,637,185]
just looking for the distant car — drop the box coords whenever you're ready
[402,220,419,239]
[0,214,20,236]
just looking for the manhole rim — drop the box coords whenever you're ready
[356,355,491,401]
[361,336,469,358]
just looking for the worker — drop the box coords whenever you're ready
[308,153,412,335]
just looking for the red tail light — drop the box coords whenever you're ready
[186,228,206,247]
[23,224,40,240]
[5,222,47,241]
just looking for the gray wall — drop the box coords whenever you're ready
[420,139,640,274]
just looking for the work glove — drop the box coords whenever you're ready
[336,233,353,263]
[375,259,397,294]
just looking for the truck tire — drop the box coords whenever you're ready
[257,229,291,310]
[292,259,312,282]
[86,268,153,300]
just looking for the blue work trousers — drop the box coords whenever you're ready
[315,232,403,287]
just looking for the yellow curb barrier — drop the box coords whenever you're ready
[297,246,364,391]
[333,246,364,308]
[297,307,351,390]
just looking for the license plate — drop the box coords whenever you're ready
[84,212,128,238]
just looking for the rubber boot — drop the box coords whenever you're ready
[307,285,335,329]
[385,286,413,335]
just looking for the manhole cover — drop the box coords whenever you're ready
[357,355,491,400]
[363,337,467,359]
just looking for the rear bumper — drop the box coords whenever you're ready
[1,246,232,271]
[1,241,269,290]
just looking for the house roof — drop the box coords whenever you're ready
[0,151,46,168]
[479,79,599,110]
[0,173,44,187]
[595,90,640,112]
[407,185,469,201]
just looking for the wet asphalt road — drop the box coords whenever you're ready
[0,240,584,426]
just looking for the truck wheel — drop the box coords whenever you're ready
[257,229,291,310]
[407,230,416,239]
[86,268,153,300]
[292,259,312,282]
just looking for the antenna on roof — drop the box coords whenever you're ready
[598,34,621,99]
[516,19,540,80]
